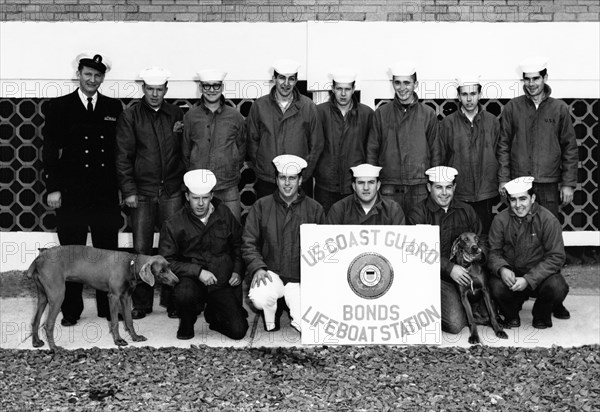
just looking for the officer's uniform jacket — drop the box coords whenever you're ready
[42,90,123,210]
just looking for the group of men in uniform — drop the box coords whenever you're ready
[42,52,575,340]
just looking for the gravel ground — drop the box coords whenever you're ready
[2,260,598,411]
[1,345,598,411]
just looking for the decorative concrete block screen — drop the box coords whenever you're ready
[0,89,597,232]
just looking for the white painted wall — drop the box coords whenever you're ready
[0,21,598,270]
[1,21,598,104]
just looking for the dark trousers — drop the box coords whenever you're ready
[314,186,348,214]
[254,178,314,200]
[173,277,248,340]
[489,273,569,322]
[532,182,561,218]
[380,183,427,215]
[466,196,499,236]
[56,206,121,321]
[130,191,183,311]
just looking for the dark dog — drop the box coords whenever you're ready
[27,245,179,350]
[450,233,508,344]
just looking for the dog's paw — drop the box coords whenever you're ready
[114,338,129,346]
[32,338,45,348]
[496,330,508,339]
[131,334,147,342]
[468,335,481,345]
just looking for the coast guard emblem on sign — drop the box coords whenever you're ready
[347,252,394,299]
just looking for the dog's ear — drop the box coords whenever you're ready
[450,237,461,262]
[139,262,156,287]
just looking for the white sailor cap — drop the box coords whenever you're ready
[456,74,481,88]
[271,59,301,75]
[197,69,227,82]
[139,67,171,86]
[74,51,111,73]
[272,154,307,176]
[425,166,459,183]
[184,169,217,195]
[388,61,417,78]
[350,164,382,178]
[504,176,534,195]
[519,56,548,74]
[330,70,357,84]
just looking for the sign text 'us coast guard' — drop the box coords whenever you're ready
[301,224,441,345]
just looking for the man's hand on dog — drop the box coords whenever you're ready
[450,265,471,287]
[199,269,218,286]
[251,269,272,288]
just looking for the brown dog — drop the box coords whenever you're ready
[450,233,508,344]
[27,245,179,350]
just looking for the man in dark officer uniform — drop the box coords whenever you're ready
[42,51,123,326]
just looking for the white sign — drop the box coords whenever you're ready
[301,225,441,345]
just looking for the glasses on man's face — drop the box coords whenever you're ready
[201,82,223,91]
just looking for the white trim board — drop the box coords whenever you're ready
[1,230,598,272]
[1,22,598,100]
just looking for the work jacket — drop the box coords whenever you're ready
[42,90,123,210]
[182,96,246,190]
[326,193,405,225]
[438,105,500,202]
[366,93,441,185]
[407,197,482,281]
[246,87,324,183]
[497,85,578,187]
[242,190,325,283]
[159,199,244,292]
[315,95,374,194]
[487,203,565,290]
[115,99,184,198]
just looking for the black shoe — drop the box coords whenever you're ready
[532,318,553,329]
[176,330,194,340]
[553,304,571,320]
[176,319,195,340]
[501,317,521,329]
[131,309,147,320]
[204,306,217,325]
[168,310,179,319]
[61,318,77,327]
